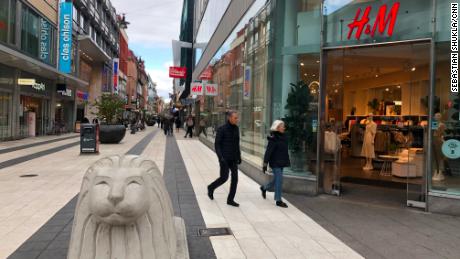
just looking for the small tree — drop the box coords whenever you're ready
[93,94,125,124]
[284,81,313,154]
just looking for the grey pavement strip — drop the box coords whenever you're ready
[125,129,159,155]
[0,135,79,154]
[0,141,80,170]
[163,136,217,259]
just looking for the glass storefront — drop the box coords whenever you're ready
[0,0,16,45]
[195,0,460,207]
[194,0,231,65]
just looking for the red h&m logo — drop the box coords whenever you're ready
[347,2,400,40]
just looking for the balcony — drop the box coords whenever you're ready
[88,4,95,16]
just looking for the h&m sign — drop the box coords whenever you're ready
[347,2,400,40]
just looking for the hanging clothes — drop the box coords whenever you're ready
[324,130,341,154]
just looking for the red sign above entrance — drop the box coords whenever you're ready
[347,2,400,40]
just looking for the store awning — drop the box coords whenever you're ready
[78,35,111,63]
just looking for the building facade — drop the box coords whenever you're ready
[0,0,89,140]
[186,0,459,215]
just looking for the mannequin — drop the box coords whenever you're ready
[432,113,446,181]
[361,113,377,170]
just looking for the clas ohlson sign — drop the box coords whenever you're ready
[58,1,72,73]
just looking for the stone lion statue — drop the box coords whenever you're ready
[68,155,188,259]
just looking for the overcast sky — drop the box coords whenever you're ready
[111,0,183,101]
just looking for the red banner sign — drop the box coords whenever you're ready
[199,67,212,80]
[347,2,400,40]
[190,82,204,95]
[169,67,187,78]
[205,84,218,96]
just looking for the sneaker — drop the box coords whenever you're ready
[227,200,240,207]
[260,186,266,199]
[207,186,214,200]
[276,201,288,208]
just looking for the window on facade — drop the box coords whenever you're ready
[21,6,40,58]
[0,0,8,42]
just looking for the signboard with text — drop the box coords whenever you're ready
[169,67,187,78]
[347,2,400,40]
[205,84,218,96]
[58,2,72,73]
[39,18,51,64]
[190,82,204,95]
[199,67,213,80]
[113,58,119,93]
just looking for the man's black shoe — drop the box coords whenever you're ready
[207,186,214,200]
[227,200,239,207]
[276,201,288,208]
[260,186,266,199]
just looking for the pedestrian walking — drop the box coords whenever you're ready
[184,115,194,138]
[198,118,208,137]
[260,120,290,208]
[157,116,161,128]
[169,117,175,135]
[163,117,170,136]
[175,117,181,133]
[207,111,241,207]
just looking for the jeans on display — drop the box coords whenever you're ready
[264,167,283,201]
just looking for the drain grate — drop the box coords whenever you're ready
[20,174,38,178]
[198,227,232,237]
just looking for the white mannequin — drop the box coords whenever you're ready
[432,113,445,181]
[361,114,377,170]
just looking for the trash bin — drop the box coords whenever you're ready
[80,124,99,153]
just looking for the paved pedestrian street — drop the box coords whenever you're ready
[0,127,459,259]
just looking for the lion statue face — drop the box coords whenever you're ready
[89,167,150,225]
[68,155,178,259]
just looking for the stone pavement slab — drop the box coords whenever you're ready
[0,127,158,258]
[176,137,363,259]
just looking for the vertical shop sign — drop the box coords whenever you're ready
[58,1,72,73]
[205,84,218,96]
[191,82,204,95]
[113,58,119,93]
[40,18,51,64]
[347,2,400,40]
[244,67,251,100]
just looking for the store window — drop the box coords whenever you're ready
[21,6,40,57]
[199,0,272,168]
[194,0,231,65]
[429,0,460,196]
[271,0,321,177]
[0,91,12,140]
[0,0,8,42]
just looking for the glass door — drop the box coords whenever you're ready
[320,48,344,195]
[405,41,431,209]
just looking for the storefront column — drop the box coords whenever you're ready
[11,69,20,139]
[50,82,57,131]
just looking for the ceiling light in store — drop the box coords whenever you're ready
[385,88,389,91]
[375,74,379,78]
[334,89,338,93]
[300,62,305,66]
[304,73,307,76]
[396,85,401,88]
[316,60,320,63]
[56,103,62,107]
[394,101,402,105]
[411,67,416,71]
[346,75,350,78]
[312,74,316,77]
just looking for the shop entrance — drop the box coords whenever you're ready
[320,41,430,208]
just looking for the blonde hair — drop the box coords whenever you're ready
[270,120,285,132]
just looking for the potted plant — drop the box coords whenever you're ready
[284,81,314,173]
[93,94,126,144]
[367,98,379,114]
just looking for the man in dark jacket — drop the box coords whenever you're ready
[207,111,241,207]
